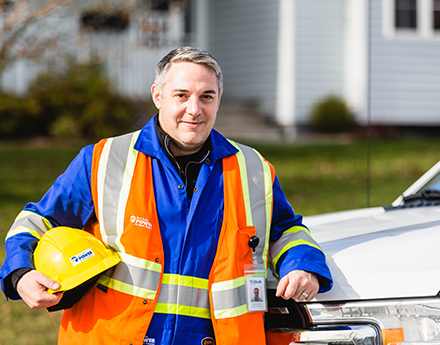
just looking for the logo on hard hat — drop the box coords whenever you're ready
[70,248,95,267]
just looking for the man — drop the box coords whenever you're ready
[251,288,263,302]
[0,47,332,345]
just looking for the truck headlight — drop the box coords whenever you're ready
[266,297,440,345]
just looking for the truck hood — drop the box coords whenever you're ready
[304,206,440,302]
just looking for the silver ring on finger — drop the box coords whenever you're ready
[301,292,309,298]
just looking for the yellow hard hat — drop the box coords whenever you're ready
[34,226,120,294]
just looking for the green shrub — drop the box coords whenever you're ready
[310,95,355,133]
[28,60,135,139]
[0,60,136,139]
[0,93,43,138]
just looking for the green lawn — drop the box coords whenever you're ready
[0,136,439,344]
[252,137,440,216]
[0,142,85,345]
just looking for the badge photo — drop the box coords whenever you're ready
[246,276,267,312]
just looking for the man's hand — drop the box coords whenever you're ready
[275,270,319,301]
[16,270,63,309]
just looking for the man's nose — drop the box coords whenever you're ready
[187,96,202,115]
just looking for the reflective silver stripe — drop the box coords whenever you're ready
[100,132,135,251]
[270,227,320,258]
[99,252,162,298]
[234,142,270,266]
[154,274,211,318]
[211,277,249,318]
[95,131,161,299]
[110,261,161,292]
[210,142,273,319]
[270,226,325,268]
[157,283,210,309]
[6,210,52,240]
[212,282,247,311]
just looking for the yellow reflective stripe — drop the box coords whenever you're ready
[212,277,247,319]
[15,210,53,229]
[214,303,248,319]
[162,273,209,289]
[6,211,52,240]
[261,156,273,271]
[227,140,253,227]
[99,253,161,297]
[211,276,246,292]
[271,239,324,268]
[98,274,157,299]
[97,137,113,248]
[155,274,210,319]
[115,131,140,252]
[228,140,274,269]
[155,302,211,319]
[285,225,312,237]
[6,226,43,240]
[119,252,162,273]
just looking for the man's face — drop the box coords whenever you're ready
[151,62,222,156]
[254,288,259,299]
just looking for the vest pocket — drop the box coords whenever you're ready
[238,225,256,237]
[237,225,256,261]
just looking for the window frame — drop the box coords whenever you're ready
[383,0,440,39]
[433,0,440,29]
[394,0,418,29]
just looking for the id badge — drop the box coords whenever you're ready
[244,263,267,312]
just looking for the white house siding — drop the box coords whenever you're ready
[369,0,440,126]
[1,4,183,102]
[294,0,346,125]
[84,29,170,100]
[105,8,186,99]
[0,8,78,94]
[344,0,368,124]
[1,60,38,95]
[207,0,279,116]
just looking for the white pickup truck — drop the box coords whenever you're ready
[266,161,440,345]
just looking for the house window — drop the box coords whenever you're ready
[434,0,440,29]
[80,10,130,32]
[395,0,417,29]
[383,0,440,39]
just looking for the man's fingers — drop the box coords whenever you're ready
[35,273,61,291]
[275,270,320,301]
[276,274,301,300]
[296,289,317,302]
[17,270,63,309]
[275,275,289,298]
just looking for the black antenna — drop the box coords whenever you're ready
[366,0,373,208]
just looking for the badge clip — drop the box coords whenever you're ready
[245,235,267,312]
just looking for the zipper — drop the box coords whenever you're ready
[164,135,211,190]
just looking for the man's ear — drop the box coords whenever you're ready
[151,84,162,110]
[218,89,223,107]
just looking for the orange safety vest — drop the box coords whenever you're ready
[58,131,275,345]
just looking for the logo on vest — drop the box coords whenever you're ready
[201,337,214,345]
[130,215,153,229]
[70,248,95,267]
[143,336,155,344]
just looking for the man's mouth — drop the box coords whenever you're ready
[182,121,203,128]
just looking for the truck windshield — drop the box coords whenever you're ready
[422,172,440,192]
[401,172,440,203]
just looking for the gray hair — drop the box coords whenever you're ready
[154,46,223,93]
